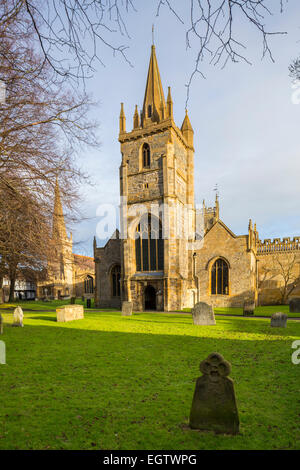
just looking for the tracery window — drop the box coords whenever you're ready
[135,214,164,272]
[142,143,150,168]
[211,258,229,295]
[84,275,94,294]
[111,265,121,297]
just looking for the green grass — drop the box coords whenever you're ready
[0,298,95,311]
[181,305,300,318]
[0,310,299,450]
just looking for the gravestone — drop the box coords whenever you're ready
[0,313,3,334]
[86,298,91,309]
[271,312,287,328]
[122,301,133,316]
[13,306,24,327]
[189,352,239,434]
[56,304,84,322]
[289,298,300,313]
[243,301,255,316]
[191,302,215,325]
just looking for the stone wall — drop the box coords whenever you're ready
[257,250,300,305]
[194,221,257,308]
[94,232,121,309]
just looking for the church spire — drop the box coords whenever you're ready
[141,45,166,126]
[52,178,67,241]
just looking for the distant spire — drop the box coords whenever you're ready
[52,178,67,240]
[181,109,194,146]
[119,102,126,133]
[152,24,155,45]
[141,45,166,126]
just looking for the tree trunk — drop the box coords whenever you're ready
[8,262,17,303]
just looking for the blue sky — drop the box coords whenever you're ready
[70,1,300,257]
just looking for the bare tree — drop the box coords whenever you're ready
[0,3,99,300]
[259,253,300,304]
[0,1,287,98]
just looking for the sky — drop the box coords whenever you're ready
[69,1,300,257]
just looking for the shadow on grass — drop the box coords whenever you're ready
[0,318,300,450]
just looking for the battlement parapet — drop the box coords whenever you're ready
[257,236,300,254]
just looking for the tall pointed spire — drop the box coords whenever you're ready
[52,178,67,240]
[141,45,166,126]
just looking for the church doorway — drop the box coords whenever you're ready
[144,285,156,311]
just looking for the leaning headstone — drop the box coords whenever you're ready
[289,298,300,314]
[0,314,3,334]
[189,352,239,434]
[243,301,255,316]
[122,301,133,316]
[56,304,84,322]
[12,306,24,327]
[191,302,215,325]
[271,312,287,328]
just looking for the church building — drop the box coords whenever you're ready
[94,45,300,311]
[37,180,95,300]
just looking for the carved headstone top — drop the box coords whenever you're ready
[289,298,300,314]
[189,352,239,434]
[13,306,24,327]
[191,302,215,325]
[122,301,133,316]
[271,312,287,328]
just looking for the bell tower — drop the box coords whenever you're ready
[119,45,195,311]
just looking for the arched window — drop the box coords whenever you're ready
[148,105,152,118]
[142,143,150,168]
[211,259,229,295]
[111,265,121,297]
[135,213,164,272]
[84,275,94,294]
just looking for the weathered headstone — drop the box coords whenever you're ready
[271,312,287,328]
[189,352,239,434]
[122,301,133,316]
[13,306,24,327]
[289,298,300,314]
[56,304,84,322]
[191,302,215,325]
[0,313,3,334]
[243,301,255,316]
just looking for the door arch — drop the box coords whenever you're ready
[144,285,156,311]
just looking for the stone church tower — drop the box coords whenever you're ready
[118,45,196,311]
[95,43,300,311]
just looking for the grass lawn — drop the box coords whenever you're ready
[0,309,299,450]
[182,305,300,318]
[0,298,96,311]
